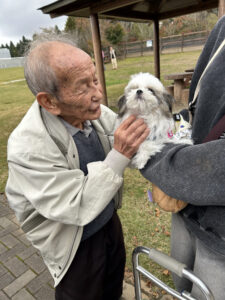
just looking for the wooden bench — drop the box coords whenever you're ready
[164,71,194,105]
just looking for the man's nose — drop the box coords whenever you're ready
[92,84,103,101]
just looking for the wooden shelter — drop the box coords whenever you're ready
[39,0,225,105]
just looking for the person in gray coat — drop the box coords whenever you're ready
[141,16,225,300]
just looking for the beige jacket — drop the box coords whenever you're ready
[6,101,127,286]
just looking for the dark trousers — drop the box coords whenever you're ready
[55,211,126,300]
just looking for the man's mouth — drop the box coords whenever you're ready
[89,106,100,113]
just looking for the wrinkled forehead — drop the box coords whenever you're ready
[58,62,96,90]
[51,43,92,70]
[50,44,95,83]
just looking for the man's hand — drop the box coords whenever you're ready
[114,115,150,159]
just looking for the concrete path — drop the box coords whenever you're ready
[0,79,25,85]
[0,193,150,299]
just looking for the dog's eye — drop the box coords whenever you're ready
[148,88,154,94]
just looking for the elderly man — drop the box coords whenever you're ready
[5,36,149,300]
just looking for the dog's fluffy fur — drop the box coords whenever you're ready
[115,72,192,169]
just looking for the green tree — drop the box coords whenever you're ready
[105,23,124,45]
[54,25,61,34]
[16,36,31,56]
[64,17,93,56]
[38,26,61,35]
[9,41,17,57]
[159,11,218,37]
[123,22,153,41]
[65,16,76,32]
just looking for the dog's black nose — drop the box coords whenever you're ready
[136,89,143,95]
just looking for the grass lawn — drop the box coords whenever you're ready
[0,50,201,294]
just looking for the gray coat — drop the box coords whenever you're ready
[141,16,225,256]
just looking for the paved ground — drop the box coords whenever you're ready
[0,193,55,299]
[0,193,150,300]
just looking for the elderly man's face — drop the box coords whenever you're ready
[52,45,103,128]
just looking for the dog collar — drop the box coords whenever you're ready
[167,130,174,138]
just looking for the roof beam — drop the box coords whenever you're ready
[40,0,91,16]
[90,0,143,14]
[40,0,76,13]
[157,0,169,12]
[159,0,218,19]
[103,9,155,22]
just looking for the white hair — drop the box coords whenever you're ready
[24,33,77,97]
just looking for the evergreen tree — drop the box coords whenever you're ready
[39,26,61,35]
[9,41,17,57]
[15,36,31,57]
[64,17,93,55]
[54,25,61,34]
[65,17,76,32]
[105,23,124,45]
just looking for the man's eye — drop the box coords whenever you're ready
[75,89,85,95]
[93,78,99,85]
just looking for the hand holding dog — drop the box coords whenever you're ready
[114,115,150,159]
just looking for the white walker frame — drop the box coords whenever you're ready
[132,246,214,300]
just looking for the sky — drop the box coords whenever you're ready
[0,0,67,46]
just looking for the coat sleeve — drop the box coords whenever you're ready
[6,150,123,226]
[140,139,225,206]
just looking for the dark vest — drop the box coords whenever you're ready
[72,127,114,241]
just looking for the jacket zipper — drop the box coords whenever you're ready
[56,226,81,278]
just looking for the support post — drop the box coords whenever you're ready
[90,13,108,106]
[219,0,225,18]
[153,18,160,79]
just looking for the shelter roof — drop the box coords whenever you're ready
[40,0,218,22]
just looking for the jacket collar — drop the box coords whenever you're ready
[40,102,112,157]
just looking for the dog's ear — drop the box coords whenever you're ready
[163,92,174,113]
[117,95,127,117]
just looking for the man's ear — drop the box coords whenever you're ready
[36,92,60,115]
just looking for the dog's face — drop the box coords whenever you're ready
[118,72,173,118]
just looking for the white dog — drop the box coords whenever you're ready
[115,72,192,169]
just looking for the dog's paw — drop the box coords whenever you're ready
[181,138,193,145]
[172,137,193,145]
[131,141,165,169]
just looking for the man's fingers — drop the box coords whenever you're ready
[113,115,150,158]
[130,123,149,139]
[118,115,145,131]
[118,115,136,130]
[133,127,150,146]
[122,122,149,144]
[115,117,149,145]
